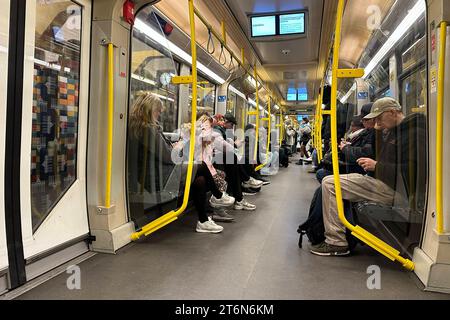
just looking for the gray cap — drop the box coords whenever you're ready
[363,97,402,119]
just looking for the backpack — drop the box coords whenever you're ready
[297,186,359,250]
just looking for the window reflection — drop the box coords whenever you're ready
[30,0,81,232]
[128,7,182,228]
[188,74,216,116]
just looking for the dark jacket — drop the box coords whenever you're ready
[322,127,376,175]
[374,113,427,209]
[128,125,175,193]
[213,125,226,140]
[341,128,376,168]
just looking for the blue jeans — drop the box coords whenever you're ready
[316,168,333,184]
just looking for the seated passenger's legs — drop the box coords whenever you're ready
[316,168,332,183]
[321,174,396,247]
[191,175,209,223]
[224,163,243,202]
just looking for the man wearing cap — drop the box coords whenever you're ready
[213,112,259,211]
[310,97,426,256]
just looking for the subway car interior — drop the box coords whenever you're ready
[1,0,450,301]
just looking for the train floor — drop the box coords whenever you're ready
[16,155,450,300]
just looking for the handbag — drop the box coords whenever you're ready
[213,169,227,193]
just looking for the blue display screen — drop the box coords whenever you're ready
[279,13,305,35]
[298,87,308,101]
[251,16,276,37]
[298,93,308,101]
[287,88,297,101]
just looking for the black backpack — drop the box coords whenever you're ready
[297,186,359,250]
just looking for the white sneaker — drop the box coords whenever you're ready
[242,177,263,188]
[196,218,224,233]
[209,193,235,208]
[234,199,256,211]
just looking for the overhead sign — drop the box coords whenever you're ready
[357,92,368,100]
[279,13,305,35]
[251,15,276,37]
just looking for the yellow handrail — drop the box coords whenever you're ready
[105,43,114,208]
[253,66,260,162]
[131,0,199,240]
[330,0,414,270]
[318,88,323,162]
[436,21,448,234]
[279,110,283,145]
[255,96,271,171]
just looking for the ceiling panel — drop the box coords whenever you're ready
[224,0,324,107]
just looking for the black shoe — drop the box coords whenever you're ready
[296,160,303,165]
[242,187,257,196]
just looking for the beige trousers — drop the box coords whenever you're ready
[321,174,396,246]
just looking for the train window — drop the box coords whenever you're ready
[130,44,179,133]
[188,74,215,117]
[30,0,82,231]
[235,95,246,131]
[128,6,183,228]
[227,90,236,115]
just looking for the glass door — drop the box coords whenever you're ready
[19,0,91,279]
[0,0,11,290]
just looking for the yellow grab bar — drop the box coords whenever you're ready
[318,83,324,161]
[330,0,414,271]
[105,43,114,208]
[131,0,199,240]
[436,21,447,234]
[253,66,260,162]
[255,96,271,171]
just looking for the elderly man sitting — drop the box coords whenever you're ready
[310,97,426,256]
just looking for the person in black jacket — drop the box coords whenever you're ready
[315,103,376,182]
[310,97,426,256]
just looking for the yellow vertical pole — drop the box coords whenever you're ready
[318,85,323,161]
[253,66,260,162]
[279,109,283,145]
[316,92,322,159]
[221,20,227,46]
[267,96,271,157]
[105,43,114,208]
[436,21,447,234]
[131,0,199,240]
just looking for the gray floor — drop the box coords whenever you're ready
[17,159,450,300]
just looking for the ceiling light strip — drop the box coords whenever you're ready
[362,0,426,79]
[134,18,226,84]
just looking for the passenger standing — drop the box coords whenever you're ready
[298,117,312,161]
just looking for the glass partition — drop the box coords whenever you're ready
[338,0,427,256]
[128,5,183,228]
[189,74,215,116]
[30,0,82,232]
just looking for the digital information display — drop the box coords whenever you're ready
[287,91,297,101]
[251,11,306,38]
[298,93,308,101]
[279,13,305,35]
[251,15,276,37]
[298,87,308,101]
